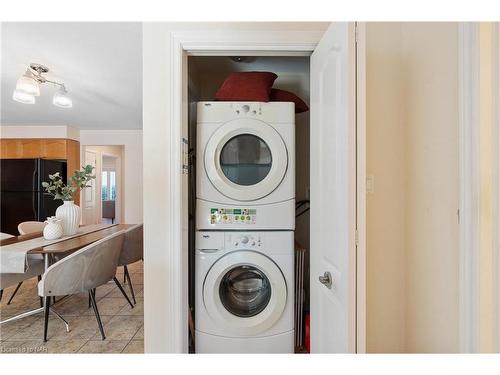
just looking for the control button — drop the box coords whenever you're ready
[241,105,250,112]
[251,241,256,246]
[252,110,257,115]
[240,215,245,220]
[246,215,251,220]
[235,242,239,246]
[241,236,249,244]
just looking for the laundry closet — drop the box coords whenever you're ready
[187,56,312,353]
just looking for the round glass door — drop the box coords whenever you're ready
[220,134,272,186]
[204,118,289,202]
[219,265,272,317]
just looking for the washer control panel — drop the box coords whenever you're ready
[226,232,262,249]
[210,207,257,225]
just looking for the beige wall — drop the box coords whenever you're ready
[366,22,459,353]
[366,23,407,353]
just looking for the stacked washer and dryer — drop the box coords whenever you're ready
[195,101,296,353]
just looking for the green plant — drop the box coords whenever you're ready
[42,164,96,201]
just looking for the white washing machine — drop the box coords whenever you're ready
[195,230,294,353]
[196,101,295,230]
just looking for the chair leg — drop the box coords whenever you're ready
[89,289,105,340]
[124,267,136,305]
[37,276,43,307]
[113,277,134,308]
[123,265,127,284]
[43,296,51,342]
[7,282,23,305]
[88,292,91,308]
[0,289,3,302]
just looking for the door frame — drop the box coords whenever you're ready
[493,22,500,353]
[160,23,366,353]
[458,21,481,353]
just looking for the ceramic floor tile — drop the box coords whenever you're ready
[132,325,144,340]
[127,273,143,285]
[122,339,144,353]
[82,297,128,316]
[1,338,88,354]
[116,298,143,316]
[92,315,142,341]
[51,295,90,316]
[0,316,40,340]
[106,284,142,298]
[45,315,113,341]
[78,340,129,353]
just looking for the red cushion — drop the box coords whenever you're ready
[215,72,278,102]
[270,88,309,113]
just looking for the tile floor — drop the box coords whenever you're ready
[0,261,144,354]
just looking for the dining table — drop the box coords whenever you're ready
[0,223,134,330]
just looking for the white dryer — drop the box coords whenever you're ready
[196,101,295,230]
[195,230,294,353]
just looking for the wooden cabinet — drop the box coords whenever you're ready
[0,138,81,204]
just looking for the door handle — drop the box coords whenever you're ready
[318,271,332,289]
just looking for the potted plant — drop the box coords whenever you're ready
[42,165,96,235]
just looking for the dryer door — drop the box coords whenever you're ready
[203,250,287,336]
[204,118,288,201]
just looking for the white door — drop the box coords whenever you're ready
[82,149,97,225]
[310,22,358,353]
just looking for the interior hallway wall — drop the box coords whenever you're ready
[366,22,459,353]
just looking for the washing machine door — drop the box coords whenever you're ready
[204,118,288,201]
[203,250,287,336]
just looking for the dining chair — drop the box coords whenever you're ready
[38,230,127,342]
[115,224,143,305]
[4,222,47,305]
[0,255,45,307]
[17,221,46,235]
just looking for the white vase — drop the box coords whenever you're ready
[55,200,81,235]
[43,217,63,240]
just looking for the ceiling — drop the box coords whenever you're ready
[1,22,142,130]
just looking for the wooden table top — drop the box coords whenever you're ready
[0,224,134,255]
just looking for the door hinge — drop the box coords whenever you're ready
[182,137,189,174]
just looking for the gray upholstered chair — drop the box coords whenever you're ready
[0,229,44,306]
[0,255,45,307]
[37,230,130,342]
[17,221,46,235]
[116,224,143,305]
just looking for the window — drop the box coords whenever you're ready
[101,170,116,201]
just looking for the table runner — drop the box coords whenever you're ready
[0,224,113,274]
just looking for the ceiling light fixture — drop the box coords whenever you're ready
[12,63,72,108]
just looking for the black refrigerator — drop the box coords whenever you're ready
[0,159,67,235]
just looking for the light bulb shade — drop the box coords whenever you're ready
[12,88,35,104]
[15,72,40,96]
[53,88,72,108]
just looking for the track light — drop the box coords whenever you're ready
[12,63,72,108]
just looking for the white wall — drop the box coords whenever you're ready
[366,23,459,353]
[143,22,328,353]
[79,130,143,224]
